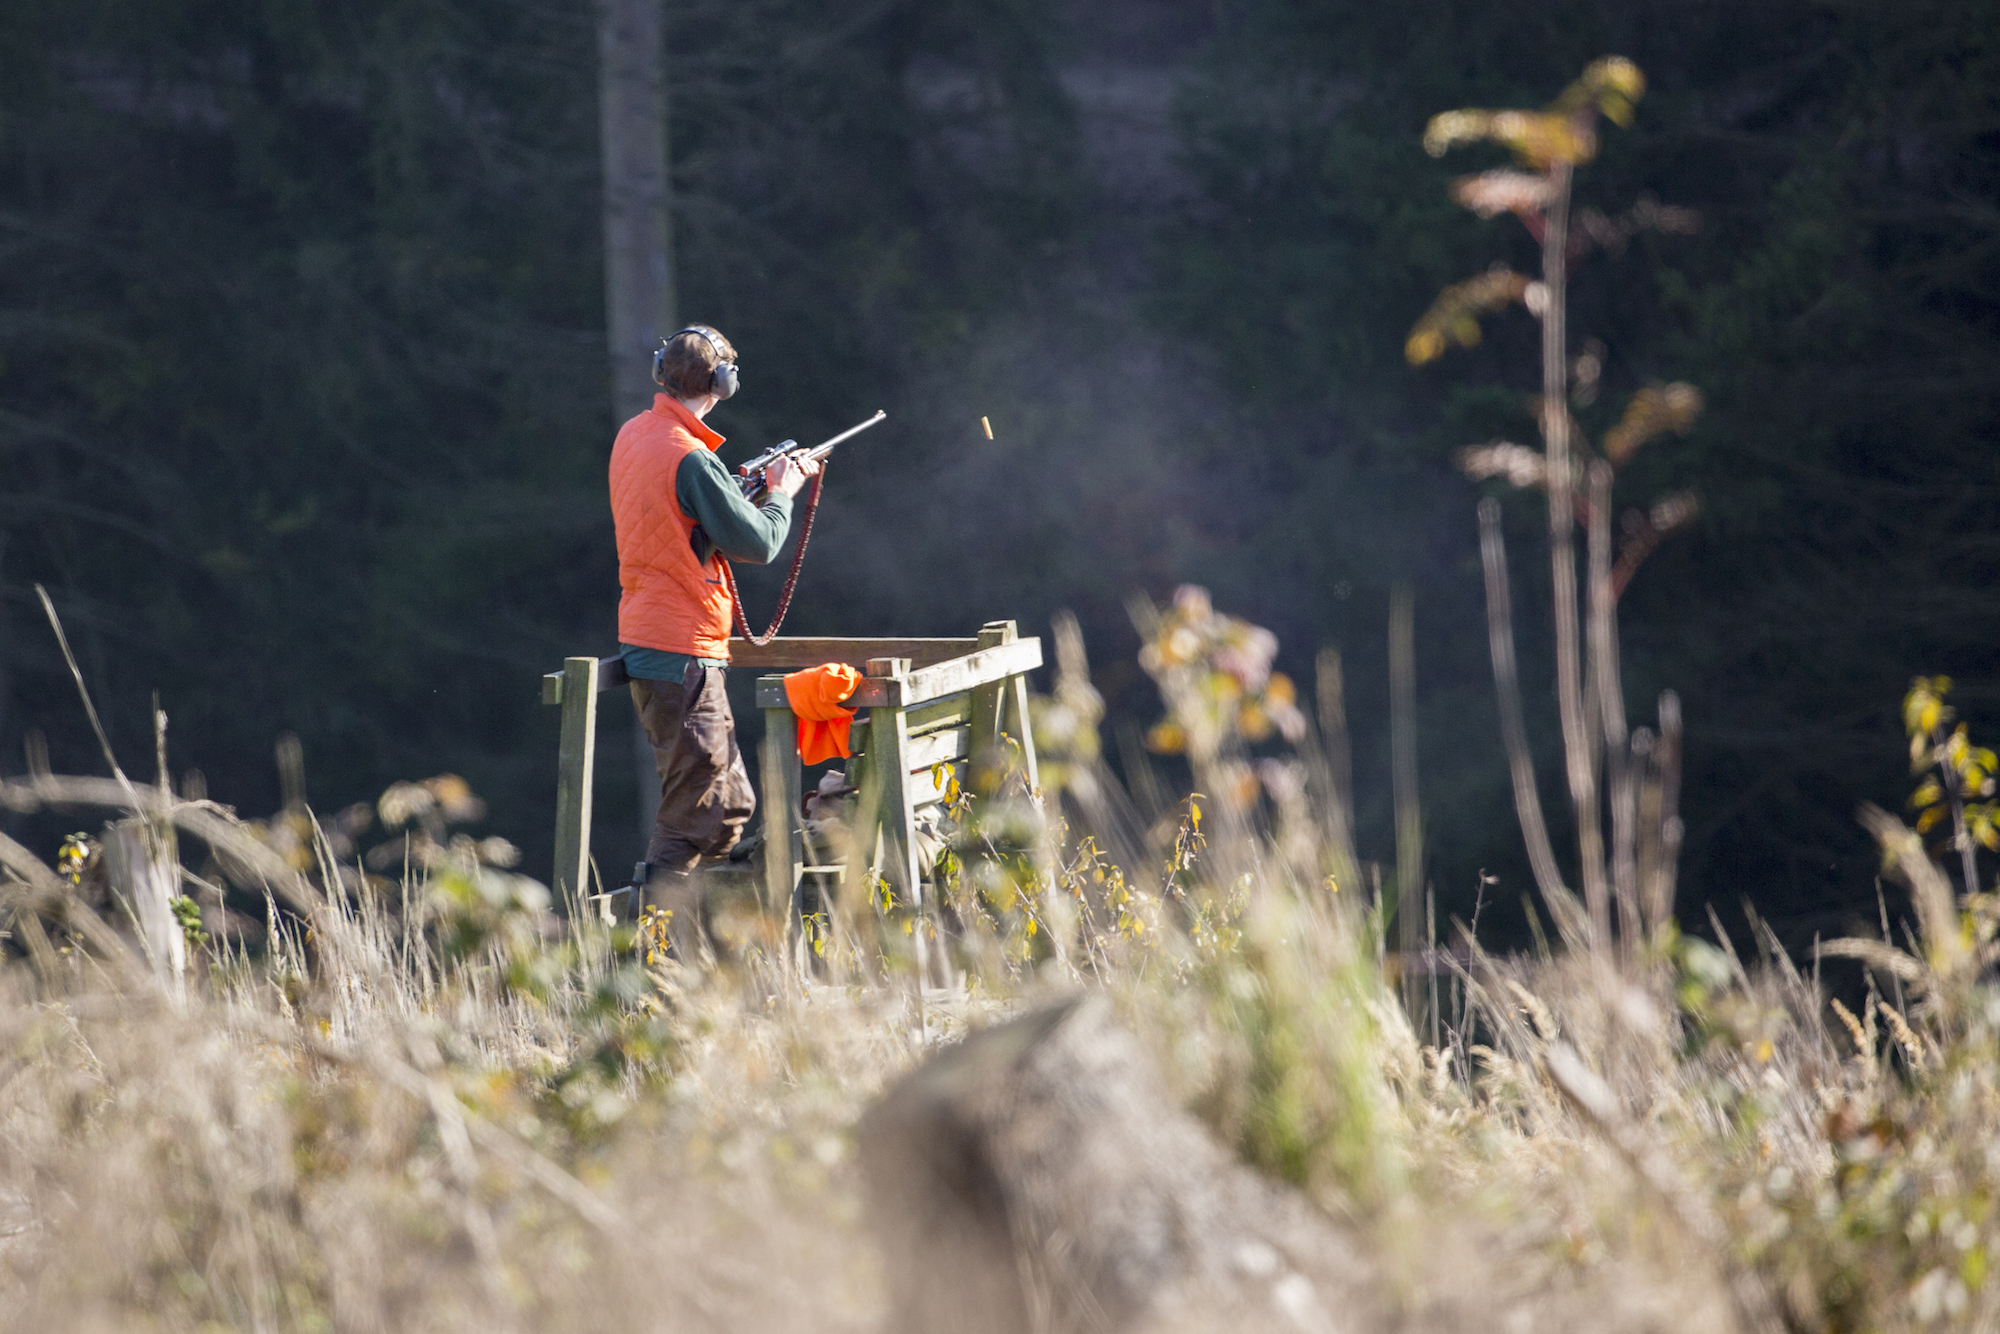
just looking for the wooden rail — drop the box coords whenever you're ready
[544,627,1041,930]
[541,637,984,704]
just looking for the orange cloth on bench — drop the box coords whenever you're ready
[784,663,863,764]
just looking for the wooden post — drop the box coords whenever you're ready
[1007,669,1041,795]
[969,621,1014,790]
[105,817,184,1001]
[864,656,935,986]
[861,657,923,903]
[552,655,601,910]
[760,683,802,921]
[967,619,1041,794]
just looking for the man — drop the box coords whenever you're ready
[609,324,819,952]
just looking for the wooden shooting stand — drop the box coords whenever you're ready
[542,623,1041,933]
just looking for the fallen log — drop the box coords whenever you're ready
[857,994,1378,1334]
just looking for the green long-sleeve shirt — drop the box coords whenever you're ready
[623,449,794,682]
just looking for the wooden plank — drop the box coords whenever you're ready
[908,760,961,809]
[752,660,1024,720]
[844,695,972,755]
[907,726,970,774]
[558,648,1037,703]
[544,653,629,704]
[906,694,975,737]
[755,677,969,722]
[552,655,601,909]
[846,637,1043,708]
[729,637,977,671]
[760,704,802,919]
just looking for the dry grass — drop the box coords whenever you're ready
[0,637,1995,1333]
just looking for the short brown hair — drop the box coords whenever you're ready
[655,325,736,399]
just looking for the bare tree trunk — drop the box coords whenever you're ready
[598,0,676,422]
[1540,164,1607,947]
[596,0,676,854]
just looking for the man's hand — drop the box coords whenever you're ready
[764,452,822,499]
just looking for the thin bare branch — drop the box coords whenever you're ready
[1477,499,1590,948]
[1590,461,1638,956]
[1538,168,1610,944]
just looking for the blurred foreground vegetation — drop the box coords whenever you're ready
[5,600,2000,1331]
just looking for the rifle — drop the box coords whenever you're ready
[703,409,887,646]
[733,410,887,501]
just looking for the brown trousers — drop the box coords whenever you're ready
[631,666,757,874]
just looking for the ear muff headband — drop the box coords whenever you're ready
[653,326,739,400]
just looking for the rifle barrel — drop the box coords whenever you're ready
[801,409,887,463]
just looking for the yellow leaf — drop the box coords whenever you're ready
[1423,108,1596,167]
[1551,57,1647,128]
[1407,269,1533,364]
[1603,383,1703,464]
[1405,328,1447,365]
[1423,109,1492,158]
[1906,676,1953,739]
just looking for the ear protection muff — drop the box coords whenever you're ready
[654,326,740,400]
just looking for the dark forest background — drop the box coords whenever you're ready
[2,0,1996,950]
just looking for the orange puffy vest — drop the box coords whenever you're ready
[610,395,734,661]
